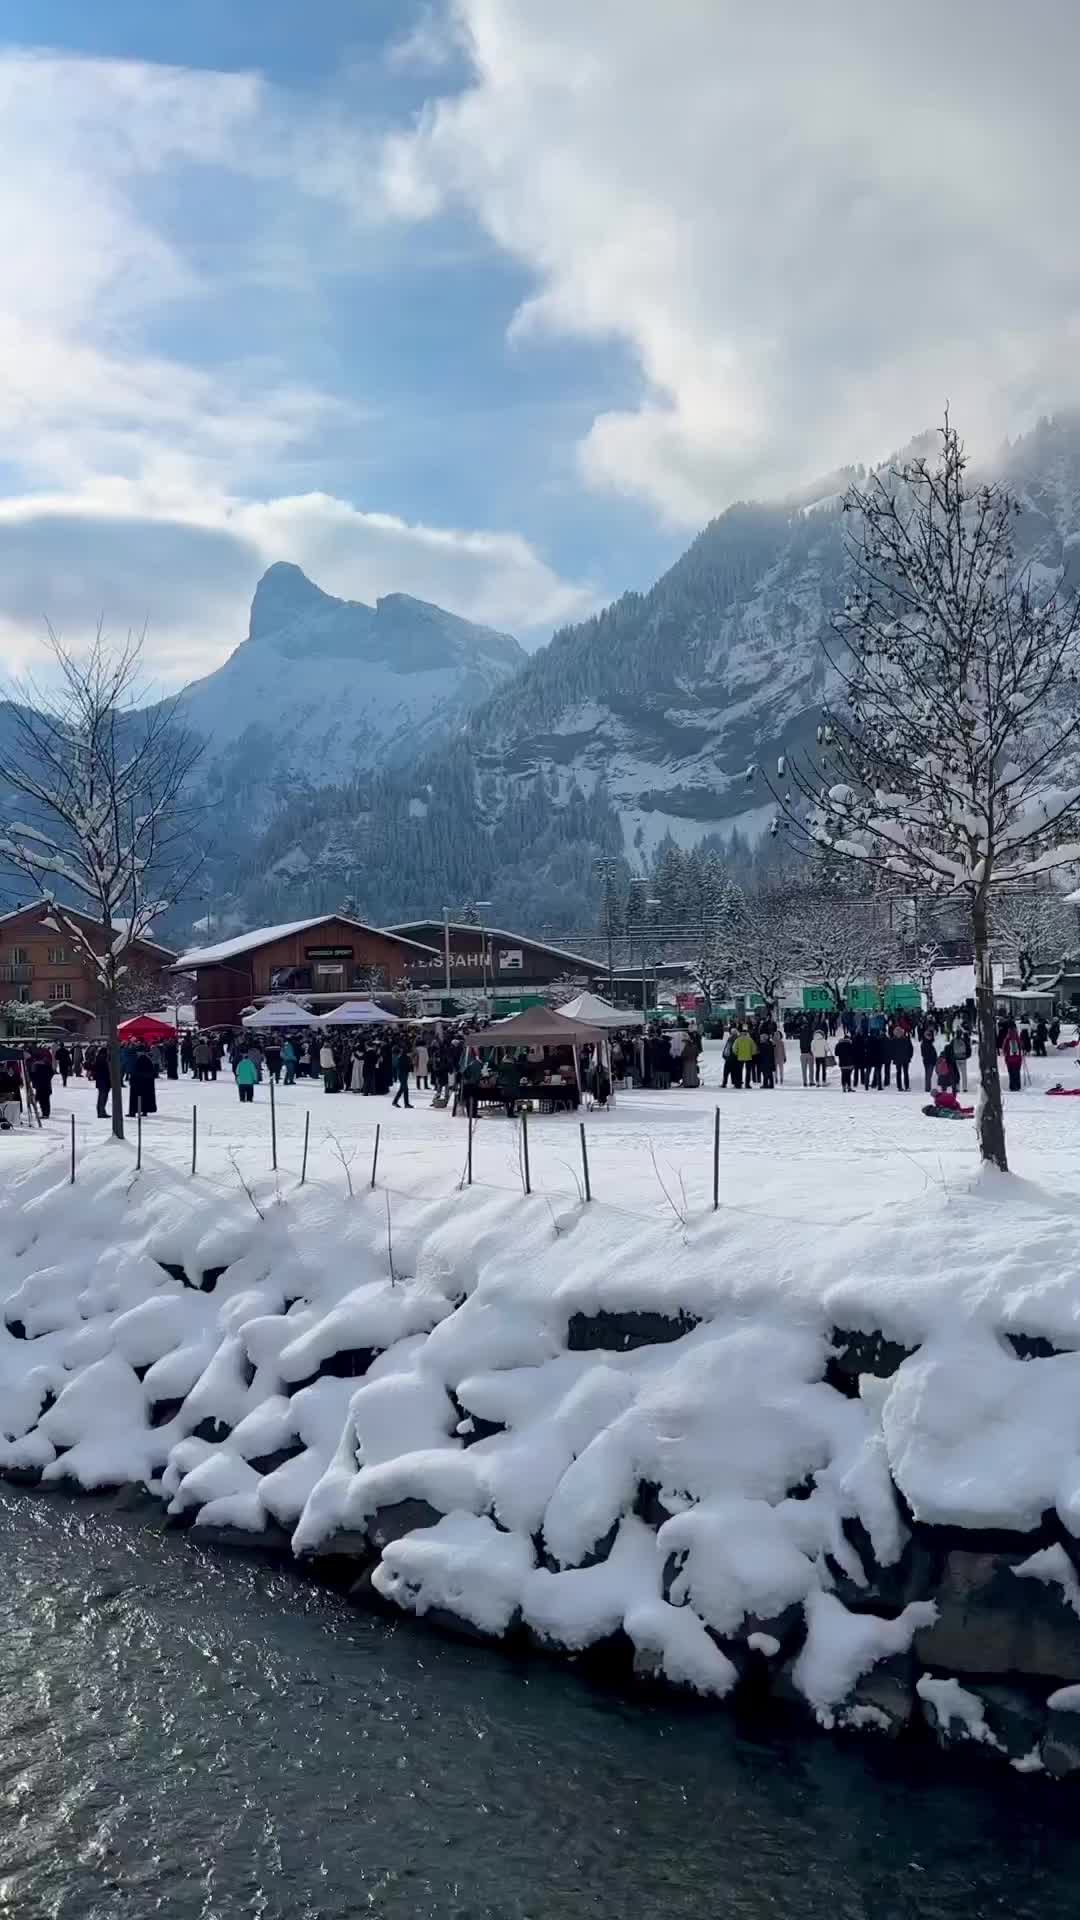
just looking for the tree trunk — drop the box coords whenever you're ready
[972,892,1006,1171]
[105,981,125,1143]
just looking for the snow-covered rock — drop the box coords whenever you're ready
[7,1136,1080,1768]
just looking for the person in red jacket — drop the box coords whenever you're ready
[1001,1023,1024,1093]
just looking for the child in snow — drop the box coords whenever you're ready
[923,1087,975,1119]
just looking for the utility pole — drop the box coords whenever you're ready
[593,857,621,996]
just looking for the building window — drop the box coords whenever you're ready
[17,986,31,1003]
[47,947,68,965]
[47,983,70,1002]
[11,947,27,964]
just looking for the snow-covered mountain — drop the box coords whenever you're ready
[220,415,1080,932]
[179,562,525,803]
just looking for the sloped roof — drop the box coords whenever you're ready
[175,915,439,970]
[0,898,176,959]
[386,920,602,973]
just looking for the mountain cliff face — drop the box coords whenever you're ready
[216,416,1080,935]
[180,563,525,806]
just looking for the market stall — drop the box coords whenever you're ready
[319,1000,401,1027]
[241,1000,318,1030]
[464,1005,608,1113]
[117,1015,178,1045]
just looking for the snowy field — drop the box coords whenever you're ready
[8,1037,1080,1759]
[9,1037,1080,1224]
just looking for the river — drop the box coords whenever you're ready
[3,1489,1079,1919]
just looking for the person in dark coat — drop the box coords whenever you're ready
[0,1061,23,1128]
[920,1027,939,1094]
[164,1039,179,1080]
[264,1041,283,1083]
[128,1046,158,1118]
[1034,1019,1048,1058]
[866,1028,884,1091]
[93,1047,113,1119]
[29,1051,53,1118]
[835,1032,855,1092]
[180,1033,195,1075]
[391,1044,412,1109]
[891,1025,913,1091]
[56,1043,72,1088]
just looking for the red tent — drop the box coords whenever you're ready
[117,1015,177,1045]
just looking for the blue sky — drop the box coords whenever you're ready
[0,0,1077,684]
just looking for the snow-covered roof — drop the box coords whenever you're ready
[0,899,176,959]
[175,916,440,970]
[386,920,603,974]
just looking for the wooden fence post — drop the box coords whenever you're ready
[191,1104,198,1177]
[370,1122,381,1189]
[70,1112,76,1184]
[467,1111,474,1186]
[521,1109,531,1196]
[713,1107,720,1212]
[579,1121,591,1203]
[137,1110,142,1172]
[269,1075,277,1172]
[300,1110,310,1185]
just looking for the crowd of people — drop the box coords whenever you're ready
[707,1006,1066,1113]
[0,1003,1071,1134]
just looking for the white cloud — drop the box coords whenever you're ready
[0,486,594,685]
[381,0,1080,524]
[0,47,592,681]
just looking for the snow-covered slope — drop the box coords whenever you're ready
[179,563,524,799]
[467,417,1080,863]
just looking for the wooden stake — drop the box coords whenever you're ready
[467,1111,474,1186]
[521,1108,531,1195]
[300,1110,310,1185]
[713,1106,720,1212]
[370,1122,381,1189]
[269,1074,277,1171]
[70,1112,76,1184]
[137,1110,142,1172]
[191,1104,198,1177]
[579,1121,591,1203]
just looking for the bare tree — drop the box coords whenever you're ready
[771,417,1080,1170]
[0,627,204,1138]
[546,970,590,1008]
[688,940,731,1014]
[727,889,802,1007]
[990,889,1077,985]
[792,892,886,1012]
[909,939,945,1009]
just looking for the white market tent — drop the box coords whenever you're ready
[320,999,401,1027]
[242,999,318,1030]
[557,991,644,1029]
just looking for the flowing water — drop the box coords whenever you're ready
[3,1489,1079,1920]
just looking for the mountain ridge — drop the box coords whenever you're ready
[209,413,1080,936]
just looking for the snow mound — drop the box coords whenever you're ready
[6,1146,1080,1740]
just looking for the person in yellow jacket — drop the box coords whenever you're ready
[731,1025,757,1090]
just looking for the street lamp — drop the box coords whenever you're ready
[472,901,493,1010]
[639,898,661,1013]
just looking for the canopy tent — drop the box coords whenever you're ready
[465,1003,613,1107]
[467,1006,605,1048]
[320,999,401,1027]
[241,999,318,1030]
[117,1014,177,1045]
[556,991,644,1029]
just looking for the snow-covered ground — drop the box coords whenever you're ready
[9,1037,1080,1222]
[7,1040,1080,1766]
